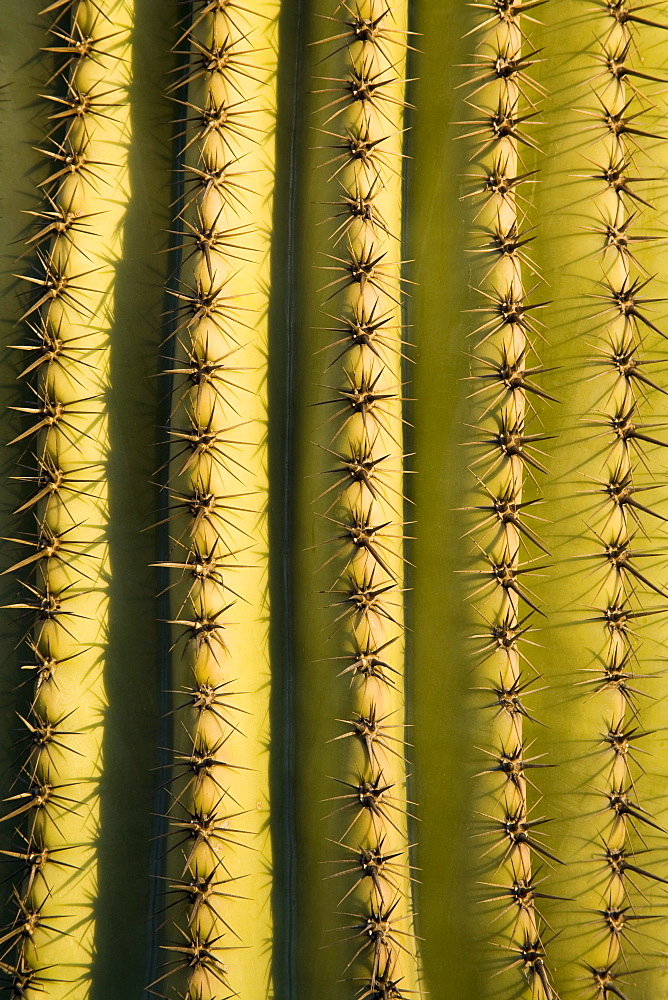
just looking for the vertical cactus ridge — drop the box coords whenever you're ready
[458,2,558,997]
[553,3,668,994]
[1,1,131,997]
[291,2,421,997]
[519,2,668,997]
[155,2,279,997]
[2,2,668,998]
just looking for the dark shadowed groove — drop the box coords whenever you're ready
[141,3,188,994]
[90,3,176,998]
[267,0,306,996]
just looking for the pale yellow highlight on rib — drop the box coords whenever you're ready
[162,3,279,998]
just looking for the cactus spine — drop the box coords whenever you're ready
[575,5,663,988]
[291,1,421,996]
[154,2,279,998]
[3,2,668,999]
[531,2,668,996]
[1,2,131,997]
[457,2,557,996]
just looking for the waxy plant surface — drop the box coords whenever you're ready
[0,2,668,1000]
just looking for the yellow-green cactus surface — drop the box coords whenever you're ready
[0,2,667,1000]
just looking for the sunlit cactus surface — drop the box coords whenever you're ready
[1,1,668,999]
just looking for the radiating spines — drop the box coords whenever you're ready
[2,2,131,996]
[459,3,558,998]
[309,2,420,996]
[155,1,277,998]
[569,1,668,992]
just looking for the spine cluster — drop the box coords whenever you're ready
[575,4,668,995]
[459,2,556,996]
[155,2,276,998]
[1,1,128,996]
[312,1,420,994]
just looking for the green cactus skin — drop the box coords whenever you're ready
[2,2,668,1000]
[454,3,558,998]
[404,3,487,997]
[154,2,279,998]
[0,3,54,992]
[0,2,134,997]
[290,2,421,997]
[528,3,668,998]
[407,0,668,997]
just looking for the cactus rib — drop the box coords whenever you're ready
[154,2,279,998]
[2,2,131,998]
[459,2,558,997]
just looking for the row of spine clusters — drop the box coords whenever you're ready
[311,1,420,995]
[155,1,275,998]
[576,2,668,996]
[460,1,556,996]
[1,1,127,997]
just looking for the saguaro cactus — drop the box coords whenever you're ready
[457,1,558,995]
[2,2,131,996]
[1,1,668,1000]
[290,2,421,997]
[154,1,278,997]
[529,3,668,998]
